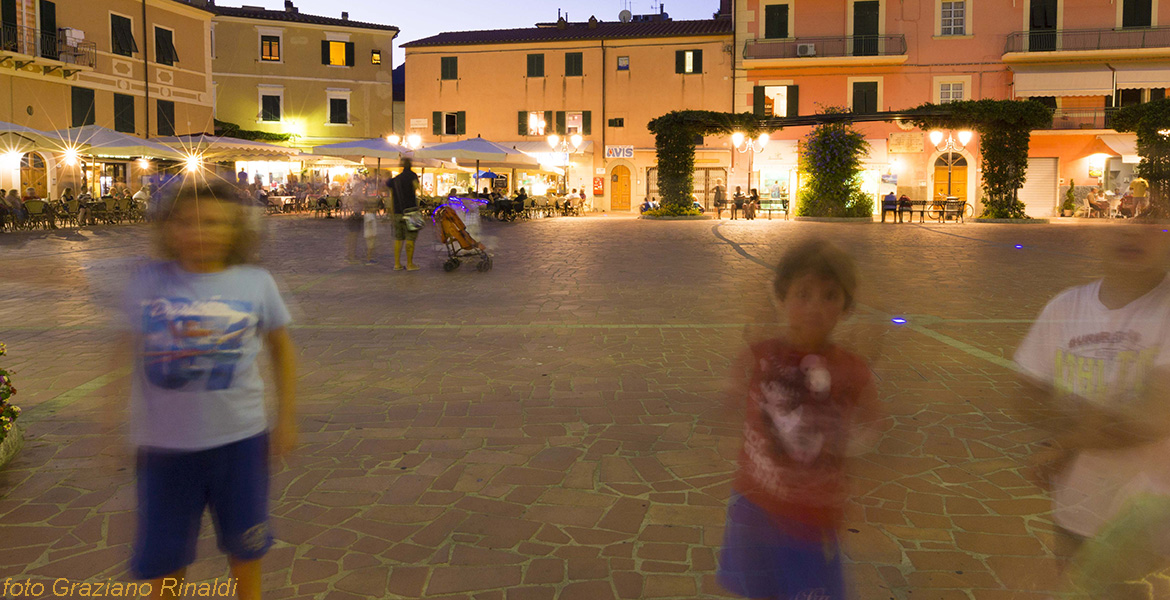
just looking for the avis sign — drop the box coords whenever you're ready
[605,145,634,159]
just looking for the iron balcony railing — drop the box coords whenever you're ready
[1005,26,1170,53]
[1042,108,1118,130]
[743,34,907,60]
[0,24,96,69]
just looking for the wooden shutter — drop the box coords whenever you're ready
[1,0,15,28]
[157,100,175,136]
[675,50,685,73]
[114,94,134,133]
[764,4,788,39]
[455,111,466,135]
[344,42,354,66]
[852,82,877,114]
[753,86,766,118]
[555,111,566,135]
[432,111,441,135]
[1123,0,1152,28]
[518,111,528,135]
[582,111,591,135]
[39,0,55,59]
[71,87,94,127]
[544,111,553,131]
[321,40,330,64]
[787,85,799,117]
[693,50,702,74]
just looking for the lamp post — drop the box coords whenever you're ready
[731,132,770,194]
[547,133,583,195]
[929,129,973,199]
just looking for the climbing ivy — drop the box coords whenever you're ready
[648,111,768,209]
[1111,99,1170,218]
[797,107,873,217]
[214,119,294,143]
[906,100,1053,219]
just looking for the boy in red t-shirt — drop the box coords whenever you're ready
[718,239,882,600]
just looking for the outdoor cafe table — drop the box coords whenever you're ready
[270,196,295,212]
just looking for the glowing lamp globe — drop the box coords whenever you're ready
[757,133,770,149]
[958,130,973,146]
[731,132,745,148]
[547,134,560,149]
[570,134,583,149]
[929,130,944,146]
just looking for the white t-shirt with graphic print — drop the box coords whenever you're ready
[1015,274,1170,537]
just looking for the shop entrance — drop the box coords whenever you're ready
[20,153,47,198]
[611,165,631,211]
[933,153,967,204]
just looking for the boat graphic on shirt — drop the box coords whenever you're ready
[139,297,256,391]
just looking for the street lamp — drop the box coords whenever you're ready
[405,133,422,149]
[386,134,400,146]
[732,132,769,193]
[929,129,972,199]
[548,133,583,194]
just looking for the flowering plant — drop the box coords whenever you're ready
[0,343,21,445]
[797,107,874,218]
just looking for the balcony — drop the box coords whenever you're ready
[0,24,97,75]
[743,34,908,67]
[1041,108,1117,130]
[1004,26,1170,62]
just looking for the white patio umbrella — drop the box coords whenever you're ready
[53,125,186,159]
[311,138,416,184]
[0,121,71,153]
[414,135,542,194]
[153,134,301,160]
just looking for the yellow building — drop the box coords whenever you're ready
[0,0,214,196]
[209,0,398,151]
[404,7,734,212]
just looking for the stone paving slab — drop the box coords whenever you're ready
[1,216,1167,599]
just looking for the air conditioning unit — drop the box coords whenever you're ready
[796,43,816,57]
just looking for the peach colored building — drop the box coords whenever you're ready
[735,0,1169,217]
[404,8,734,212]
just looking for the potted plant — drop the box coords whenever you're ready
[1062,179,1077,217]
[0,343,23,469]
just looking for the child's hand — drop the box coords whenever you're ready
[271,415,297,456]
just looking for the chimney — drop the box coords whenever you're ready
[283,0,294,11]
[341,11,348,20]
[718,0,731,17]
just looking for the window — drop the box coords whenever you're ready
[851,81,878,114]
[261,95,281,122]
[939,82,964,103]
[114,93,134,133]
[433,111,465,135]
[441,56,458,80]
[321,40,354,66]
[156,100,175,137]
[764,4,789,39]
[753,85,798,117]
[676,49,703,74]
[71,87,95,127]
[616,56,629,70]
[1115,88,1143,107]
[111,14,137,57]
[527,53,544,77]
[1122,0,1152,28]
[608,118,624,128]
[1152,88,1167,102]
[39,0,56,60]
[565,52,583,77]
[328,98,348,124]
[940,1,966,35]
[519,110,548,136]
[261,35,280,61]
[371,50,381,65]
[554,110,591,135]
[155,27,177,66]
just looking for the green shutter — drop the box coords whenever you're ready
[555,111,566,135]
[693,50,702,74]
[519,110,528,135]
[582,111,591,135]
[765,4,789,39]
[345,42,354,67]
[432,111,442,135]
[787,85,799,117]
[675,50,685,73]
[544,111,553,131]
[753,86,766,118]
[456,111,466,135]
[321,40,330,64]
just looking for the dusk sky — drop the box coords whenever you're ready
[264,0,722,64]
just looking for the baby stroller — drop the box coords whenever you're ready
[434,204,492,272]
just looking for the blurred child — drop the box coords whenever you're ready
[718,239,882,600]
[1015,221,1170,597]
[122,180,297,600]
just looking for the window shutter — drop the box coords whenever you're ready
[555,111,566,135]
[456,111,466,135]
[344,42,354,66]
[519,110,527,135]
[582,111,591,135]
[321,40,330,65]
[432,111,442,135]
[765,4,789,39]
[39,0,55,60]
[787,85,799,117]
[1,0,15,28]
[753,86,766,118]
[544,110,553,131]
[693,50,702,74]
[675,50,685,74]
[71,87,94,127]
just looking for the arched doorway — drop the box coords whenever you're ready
[20,153,48,198]
[611,165,631,211]
[933,153,967,204]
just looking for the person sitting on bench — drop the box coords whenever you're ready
[881,191,900,223]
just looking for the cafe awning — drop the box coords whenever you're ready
[1012,64,1114,97]
[1115,63,1170,89]
[1098,133,1140,164]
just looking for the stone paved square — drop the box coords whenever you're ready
[1,216,1166,599]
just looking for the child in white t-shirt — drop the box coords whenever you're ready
[1015,222,1170,596]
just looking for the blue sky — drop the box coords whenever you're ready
[273,0,721,64]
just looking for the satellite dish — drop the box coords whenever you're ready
[619,9,632,22]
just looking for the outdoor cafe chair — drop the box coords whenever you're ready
[60,198,81,227]
[23,200,52,229]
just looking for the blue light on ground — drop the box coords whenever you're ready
[1015,245,1023,249]
[891,317,907,324]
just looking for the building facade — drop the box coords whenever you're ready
[0,0,214,196]
[208,0,397,151]
[404,9,734,212]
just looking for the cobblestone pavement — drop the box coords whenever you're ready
[0,215,1165,599]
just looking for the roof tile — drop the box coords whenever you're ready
[206,3,399,32]
[402,18,732,48]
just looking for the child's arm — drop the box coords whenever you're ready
[267,327,297,456]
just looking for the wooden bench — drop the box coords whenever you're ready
[901,200,928,223]
[940,200,967,223]
[759,200,789,220]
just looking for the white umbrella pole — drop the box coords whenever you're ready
[475,159,480,196]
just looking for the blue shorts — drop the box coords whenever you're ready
[131,433,273,580]
[717,493,845,599]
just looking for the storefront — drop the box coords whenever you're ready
[234,159,303,188]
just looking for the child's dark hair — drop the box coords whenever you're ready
[772,238,858,310]
[155,178,257,265]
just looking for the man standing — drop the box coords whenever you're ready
[713,179,727,219]
[389,159,420,271]
[1130,176,1150,217]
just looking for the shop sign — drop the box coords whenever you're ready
[594,177,605,195]
[888,132,924,154]
[1089,166,1103,178]
[596,168,606,175]
[605,145,634,159]
[410,118,428,129]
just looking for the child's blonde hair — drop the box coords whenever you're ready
[155,179,257,266]
[772,238,858,310]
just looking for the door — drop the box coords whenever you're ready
[1123,0,1152,28]
[611,165,630,211]
[1029,0,1057,51]
[1019,157,1058,218]
[20,152,47,198]
[933,153,967,204]
[853,1,880,56]
[38,0,55,60]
